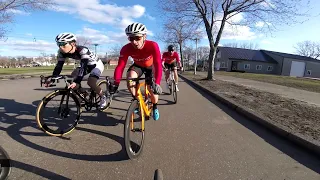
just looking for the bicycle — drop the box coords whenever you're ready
[0,145,11,180]
[35,75,114,136]
[165,68,180,104]
[117,76,155,159]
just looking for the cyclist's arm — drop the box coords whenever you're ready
[152,42,162,85]
[161,53,166,68]
[114,47,129,85]
[52,58,65,77]
[74,47,93,84]
[175,52,182,67]
[74,58,88,84]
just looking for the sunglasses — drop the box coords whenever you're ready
[128,36,143,42]
[57,42,68,47]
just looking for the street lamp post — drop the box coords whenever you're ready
[194,38,199,75]
[93,43,99,54]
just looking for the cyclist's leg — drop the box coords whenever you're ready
[87,61,104,96]
[164,63,170,82]
[87,61,105,107]
[126,64,143,97]
[145,66,160,120]
[172,61,179,84]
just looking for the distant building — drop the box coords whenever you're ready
[214,47,320,78]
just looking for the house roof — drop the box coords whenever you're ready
[218,47,278,64]
[261,50,320,63]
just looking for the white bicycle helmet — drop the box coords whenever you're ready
[125,22,147,36]
[55,32,77,43]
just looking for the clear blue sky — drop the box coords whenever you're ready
[0,0,319,57]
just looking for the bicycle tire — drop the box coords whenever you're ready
[36,90,81,136]
[153,169,164,180]
[96,80,113,111]
[124,99,145,159]
[0,146,11,180]
[172,80,177,104]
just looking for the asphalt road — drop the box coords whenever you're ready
[0,70,319,180]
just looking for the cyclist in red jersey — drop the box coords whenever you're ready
[162,45,183,91]
[109,22,163,120]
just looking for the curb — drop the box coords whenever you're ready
[179,74,320,157]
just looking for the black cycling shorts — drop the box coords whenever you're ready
[164,62,177,71]
[127,63,154,85]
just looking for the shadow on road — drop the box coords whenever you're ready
[11,160,71,180]
[0,98,130,165]
[182,77,320,174]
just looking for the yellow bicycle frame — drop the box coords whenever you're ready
[130,81,153,131]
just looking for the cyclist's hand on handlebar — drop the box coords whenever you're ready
[180,66,184,71]
[163,67,168,72]
[68,82,77,89]
[44,78,53,87]
[152,83,162,95]
[109,83,119,94]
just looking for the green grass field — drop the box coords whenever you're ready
[186,70,320,93]
[0,66,74,75]
[0,65,116,75]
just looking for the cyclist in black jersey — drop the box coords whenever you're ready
[50,32,107,108]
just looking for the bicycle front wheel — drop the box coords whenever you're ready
[153,169,164,180]
[172,80,177,104]
[124,99,145,159]
[0,145,11,180]
[36,90,81,136]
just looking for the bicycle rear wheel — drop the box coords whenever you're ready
[0,145,11,180]
[96,80,113,111]
[124,99,145,159]
[36,90,81,136]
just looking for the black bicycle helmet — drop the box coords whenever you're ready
[167,45,175,51]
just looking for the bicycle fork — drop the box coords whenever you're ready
[58,92,71,118]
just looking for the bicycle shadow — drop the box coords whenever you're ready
[10,160,71,180]
[0,98,131,163]
[1,145,71,179]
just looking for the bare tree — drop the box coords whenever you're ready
[109,44,123,58]
[0,56,9,67]
[0,0,55,38]
[183,46,196,69]
[294,41,320,59]
[158,0,311,80]
[223,42,259,50]
[157,19,201,69]
[77,36,92,46]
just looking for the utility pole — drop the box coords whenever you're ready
[93,43,99,54]
[194,38,198,75]
[105,52,108,70]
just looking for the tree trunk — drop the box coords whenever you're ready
[207,15,227,80]
[178,41,184,72]
[206,34,215,80]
